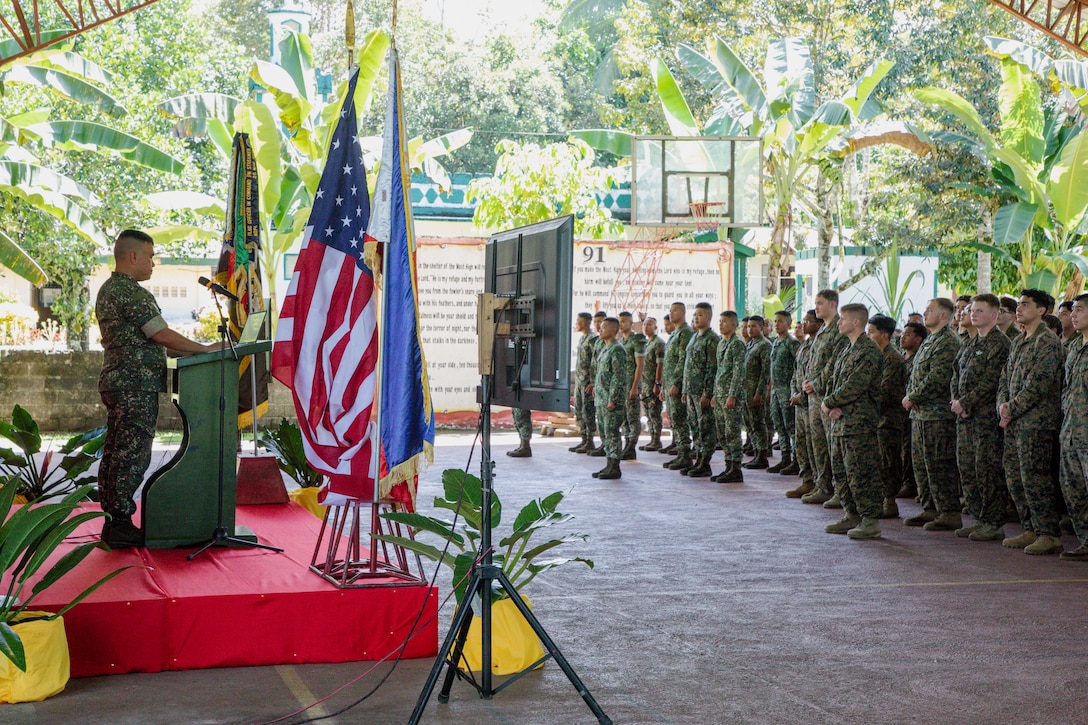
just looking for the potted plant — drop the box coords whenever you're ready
[377,469,593,674]
[0,478,131,702]
[0,405,105,504]
[260,418,326,517]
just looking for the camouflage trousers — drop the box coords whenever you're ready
[512,407,532,441]
[574,384,596,436]
[624,392,641,440]
[957,416,1008,527]
[911,418,961,514]
[743,387,770,453]
[99,390,158,519]
[794,400,815,485]
[807,397,834,496]
[1003,423,1060,536]
[830,434,884,519]
[901,430,915,491]
[666,392,690,456]
[713,397,744,464]
[877,426,904,500]
[594,400,624,459]
[640,387,663,438]
[686,396,717,457]
[769,387,794,455]
[1059,444,1088,544]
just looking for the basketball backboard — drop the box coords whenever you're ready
[631,136,762,228]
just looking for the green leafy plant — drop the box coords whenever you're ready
[260,418,323,489]
[0,479,132,672]
[858,244,923,324]
[376,469,593,605]
[0,406,105,502]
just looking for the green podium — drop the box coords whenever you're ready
[141,341,273,549]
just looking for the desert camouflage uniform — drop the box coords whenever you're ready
[769,333,799,456]
[806,316,849,496]
[906,325,962,514]
[792,336,816,486]
[620,331,648,440]
[594,340,629,459]
[684,327,720,458]
[1060,336,1088,544]
[744,336,772,453]
[876,344,908,501]
[713,334,746,465]
[664,323,695,457]
[574,330,598,436]
[639,334,666,438]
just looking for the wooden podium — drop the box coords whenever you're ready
[142,341,273,549]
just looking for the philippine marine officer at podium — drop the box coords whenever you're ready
[96,229,221,549]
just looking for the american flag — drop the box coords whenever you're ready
[271,68,379,501]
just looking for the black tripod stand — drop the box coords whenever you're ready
[188,291,283,561]
[408,372,611,724]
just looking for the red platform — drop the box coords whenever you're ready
[24,502,437,678]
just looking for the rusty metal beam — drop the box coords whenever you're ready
[986,0,1088,59]
[0,0,163,67]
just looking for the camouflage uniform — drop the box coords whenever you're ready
[664,323,695,457]
[713,334,746,465]
[511,407,532,440]
[684,327,720,458]
[620,332,648,441]
[952,329,1011,526]
[876,344,908,500]
[574,330,598,436]
[998,325,1064,536]
[96,271,168,520]
[769,333,799,455]
[639,334,666,439]
[905,325,962,514]
[900,352,917,491]
[825,334,885,519]
[743,337,772,453]
[806,316,849,496]
[594,340,629,459]
[792,337,816,486]
[1060,336,1088,545]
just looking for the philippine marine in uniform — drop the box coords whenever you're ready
[802,290,849,505]
[663,303,695,471]
[682,302,720,477]
[768,311,800,473]
[712,311,746,483]
[638,317,666,451]
[618,311,647,460]
[742,317,772,469]
[570,312,597,454]
[1059,293,1088,561]
[787,311,822,497]
[593,317,629,479]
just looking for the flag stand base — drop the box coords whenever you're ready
[309,499,427,588]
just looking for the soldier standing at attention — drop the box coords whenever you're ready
[998,289,1065,555]
[658,313,678,454]
[1058,293,1088,561]
[786,311,822,497]
[768,310,800,473]
[822,303,885,539]
[866,314,908,519]
[592,317,628,480]
[950,294,1011,542]
[711,311,746,483]
[896,321,927,499]
[681,302,720,478]
[801,289,849,506]
[742,316,772,469]
[638,316,666,451]
[586,310,608,457]
[96,230,221,548]
[617,311,647,460]
[569,312,597,454]
[663,303,696,471]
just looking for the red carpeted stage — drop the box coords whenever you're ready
[28,502,438,678]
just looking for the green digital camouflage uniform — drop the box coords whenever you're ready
[713,334,746,464]
[664,323,695,456]
[824,334,885,519]
[594,340,629,459]
[905,325,962,514]
[743,336,772,452]
[574,330,598,436]
[792,337,815,485]
[96,271,168,520]
[620,331,648,440]
[769,333,799,455]
[684,327,720,458]
[1060,336,1088,545]
[639,334,666,439]
[806,316,849,496]
[875,344,908,501]
[901,352,917,491]
[951,329,1011,527]
[511,407,532,440]
[998,325,1064,536]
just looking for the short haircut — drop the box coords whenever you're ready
[695,302,712,313]
[618,310,632,318]
[1021,288,1054,312]
[644,315,656,323]
[957,295,973,304]
[1043,313,1062,335]
[908,311,921,318]
[1059,300,1074,312]
[1075,293,1088,305]
[751,315,765,324]
[593,310,607,318]
[774,310,791,319]
[603,316,619,326]
[931,297,955,317]
[577,312,592,322]
[1000,296,1018,313]
[662,312,671,321]
[741,316,751,322]
[114,229,153,257]
[671,301,686,311]
[904,321,928,340]
[868,314,896,336]
[816,288,839,304]
[972,293,1000,310]
[840,303,869,323]
[721,310,738,323]
[805,308,817,319]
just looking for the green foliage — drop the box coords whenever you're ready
[376,469,592,605]
[260,418,324,489]
[857,244,923,324]
[0,406,105,502]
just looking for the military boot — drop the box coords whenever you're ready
[955,522,980,538]
[641,434,662,452]
[1059,542,1088,561]
[596,458,621,480]
[778,459,801,476]
[620,438,637,461]
[896,481,918,499]
[825,514,862,535]
[688,455,712,478]
[880,498,900,519]
[847,517,882,540]
[678,455,700,475]
[801,488,832,505]
[1002,530,1038,548]
[904,508,938,527]
[569,434,590,453]
[969,523,1005,542]
[923,512,962,532]
[666,454,692,471]
[767,452,791,474]
[103,516,144,549]
[714,463,744,484]
[785,480,815,498]
[660,441,677,455]
[742,451,769,469]
[1024,534,1063,555]
[587,444,607,457]
[506,439,532,458]
[822,493,842,509]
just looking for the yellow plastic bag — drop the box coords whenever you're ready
[289,487,326,519]
[459,596,545,675]
[0,613,70,703]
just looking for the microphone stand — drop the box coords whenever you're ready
[188,288,283,560]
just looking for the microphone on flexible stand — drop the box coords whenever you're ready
[198,276,240,302]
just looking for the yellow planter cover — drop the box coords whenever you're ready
[0,613,70,703]
[459,595,545,675]
[289,487,325,519]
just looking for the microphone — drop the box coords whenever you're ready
[198,276,240,302]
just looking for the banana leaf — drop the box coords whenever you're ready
[650,57,699,137]
[0,229,46,286]
[25,121,184,173]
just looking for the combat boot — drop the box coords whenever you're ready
[880,498,900,519]
[822,493,842,509]
[666,455,692,471]
[506,440,532,458]
[641,434,662,452]
[1024,534,1063,555]
[801,489,832,505]
[660,441,677,455]
[847,517,882,540]
[778,459,801,476]
[597,458,621,480]
[742,453,769,470]
[785,480,815,498]
[1002,530,1037,548]
[569,434,590,453]
[688,455,712,478]
[663,454,685,469]
[923,512,962,532]
[587,444,606,457]
[968,523,1005,542]
[714,463,744,484]
[102,517,144,549]
[955,522,980,538]
[896,482,917,499]
[1059,542,1088,561]
[825,514,862,535]
[620,438,637,461]
[678,455,699,475]
[904,508,938,527]
[767,453,791,474]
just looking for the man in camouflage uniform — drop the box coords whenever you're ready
[569,312,597,454]
[998,289,1065,555]
[681,302,720,478]
[786,311,822,497]
[998,296,1022,344]
[618,311,647,460]
[586,311,608,457]
[1058,300,1076,354]
[508,408,533,457]
[767,310,800,473]
[96,229,218,549]
[1059,293,1088,561]
[801,290,849,505]
[592,317,628,479]
[949,294,1011,541]
[903,298,962,530]
[638,316,666,451]
[822,303,885,539]
[866,314,908,519]
[711,311,746,483]
[663,303,696,470]
[896,321,927,498]
[742,316,772,469]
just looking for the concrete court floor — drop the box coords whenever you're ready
[8,430,1088,725]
